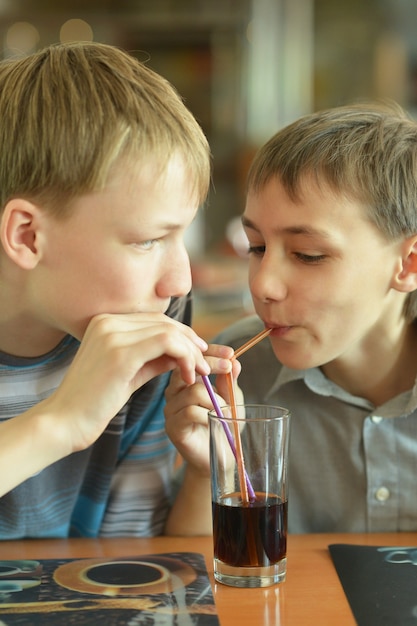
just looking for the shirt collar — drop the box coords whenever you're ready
[265,363,417,417]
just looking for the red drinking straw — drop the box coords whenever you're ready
[232,327,271,360]
[226,371,250,504]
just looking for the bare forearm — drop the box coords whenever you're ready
[0,401,72,497]
[164,465,212,536]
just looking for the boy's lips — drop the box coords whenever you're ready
[266,323,294,337]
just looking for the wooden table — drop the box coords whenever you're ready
[2,532,417,625]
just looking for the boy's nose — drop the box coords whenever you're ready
[250,262,288,303]
[158,251,192,298]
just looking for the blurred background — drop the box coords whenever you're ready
[2,0,417,337]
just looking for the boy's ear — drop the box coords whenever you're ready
[391,235,417,293]
[0,199,44,269]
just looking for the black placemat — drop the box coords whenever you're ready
[329,543,417,626]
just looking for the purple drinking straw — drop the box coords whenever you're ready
[202,374,255,500]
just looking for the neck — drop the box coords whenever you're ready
[321,319,417,407]
[0,272,66,357]
[0,321,67,357]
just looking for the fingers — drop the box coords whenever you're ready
[164,341,235,403]
[52,314,234,450]
[47,311,242,456]
[82,312,212,386]
[196,342,235,378]
[165,369,217,413]
[85,311,208,346]
[164,343,240,477]
[164,375,219,474]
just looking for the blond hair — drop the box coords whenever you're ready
[0,41,211,214]
[247,101,417,320]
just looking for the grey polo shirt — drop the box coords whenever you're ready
[215,315,417,533]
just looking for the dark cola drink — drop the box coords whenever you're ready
[212,492,287,568]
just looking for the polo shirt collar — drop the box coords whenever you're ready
[265,364,417,417]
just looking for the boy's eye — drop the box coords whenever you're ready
[295,252,327,264]
[247,245,265,256]
[248,245,327,265]
[136,239,159,250]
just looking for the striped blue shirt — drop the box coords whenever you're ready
[0,296,190,539]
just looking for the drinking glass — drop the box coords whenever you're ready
[209,404,290,588]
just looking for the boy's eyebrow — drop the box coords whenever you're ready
[155,221,184,231]
[241,216,331,239]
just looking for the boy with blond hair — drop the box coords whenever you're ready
[0,41,233,538]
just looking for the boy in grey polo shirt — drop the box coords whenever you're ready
[165,102,417,533]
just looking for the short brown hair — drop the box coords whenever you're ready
[0,41,211,214]
[247,101,417,320]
